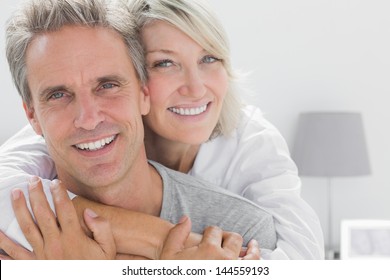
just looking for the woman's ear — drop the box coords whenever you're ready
[140,85,151,116]
[23,102,43,135]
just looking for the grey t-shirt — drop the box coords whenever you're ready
[151,161,276,250]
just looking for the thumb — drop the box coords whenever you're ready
[160,216,191,259]
[83,208,116,259]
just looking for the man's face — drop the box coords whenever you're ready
[24,26,150,193]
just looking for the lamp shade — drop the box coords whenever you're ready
[292,112,371,177]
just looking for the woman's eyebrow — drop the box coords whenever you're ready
[145,49,175,55]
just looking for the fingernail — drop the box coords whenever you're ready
[85,208,98,218]
[28,176,40,190]
[50,179,61,192]
[11,189,21,200]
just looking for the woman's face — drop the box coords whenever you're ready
[141,20,229,145]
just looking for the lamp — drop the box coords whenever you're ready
[292,112,371,259]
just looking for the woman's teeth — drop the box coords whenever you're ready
[168,104,207,116]
[75,135,115,151]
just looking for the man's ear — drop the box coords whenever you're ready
[23,102,43,135]
[140,85,150,116]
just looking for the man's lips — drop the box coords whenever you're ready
[74,135,116,151]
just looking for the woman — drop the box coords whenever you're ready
[0,0,323,259]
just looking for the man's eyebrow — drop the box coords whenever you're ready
[97,75,128,84]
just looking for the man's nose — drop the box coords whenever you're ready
[73,95,104,130]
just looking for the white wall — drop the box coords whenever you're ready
[1,0,27,144]
[1,0,390,251]
[207,0,390,250]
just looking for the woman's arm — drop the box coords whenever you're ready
[72,196,200,259]
[192,106,325,259]
[0,125,57,249]
[238,108,324,259]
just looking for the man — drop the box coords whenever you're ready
[0,0,276,259]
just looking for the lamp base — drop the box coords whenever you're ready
[326,249,340,260]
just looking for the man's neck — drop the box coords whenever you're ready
[58,150,163,217]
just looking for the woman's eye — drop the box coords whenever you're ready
[153,59,173,68]
[201,55,220,64]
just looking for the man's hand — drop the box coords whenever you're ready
[0,177,116,259]
[160,216,260,260]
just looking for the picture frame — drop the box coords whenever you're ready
[340,219,390,260]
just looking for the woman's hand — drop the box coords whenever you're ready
[160,216,259,260]
[240,239,261,260]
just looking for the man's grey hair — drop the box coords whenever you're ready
[6,0,147,108]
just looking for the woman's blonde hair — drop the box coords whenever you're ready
[129,0,243,138]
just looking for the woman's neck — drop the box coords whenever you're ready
[144,126,200,174]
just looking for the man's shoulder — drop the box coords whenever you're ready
[150,160,220,191]
[151,160,233,193]
[150,160,266,212]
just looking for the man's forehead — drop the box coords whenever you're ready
[26,26,137,95]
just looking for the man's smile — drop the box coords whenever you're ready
[74,135,117,151]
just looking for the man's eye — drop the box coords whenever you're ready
[201,55,220,64]
[153,59,174,68]
[48,92,64,100]
[101,83,117,90]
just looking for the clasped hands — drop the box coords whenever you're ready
[0,177,260,260]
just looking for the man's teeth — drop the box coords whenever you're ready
[76,135,115,151]
[168,104,207,116]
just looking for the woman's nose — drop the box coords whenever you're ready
[178,68,207,99]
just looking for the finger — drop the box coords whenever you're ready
[116,254,150,260]
[160,216,192,259]
[221,231,243,259]
[0,254,13,260]
[241,239,260,260]
[0,230,36,260]
[201,226,223,247]
[27,177,59,241]
[239,247,247,258]
[83,208,116,259]
[50,180,82,234]
[11,188,44,252]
